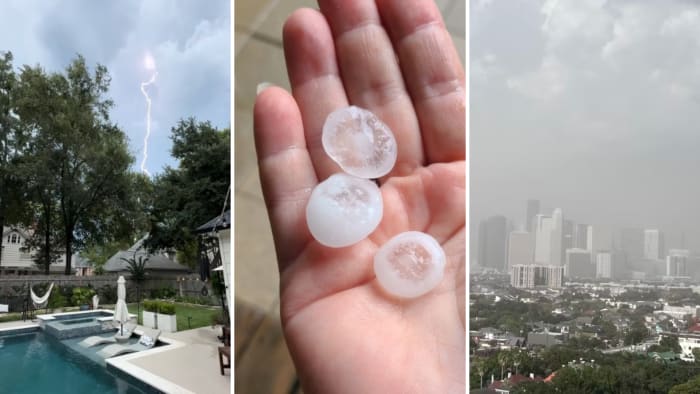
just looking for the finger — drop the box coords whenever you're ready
[254,86,317,268]
[377,0,466,163]
[283,9,347,181]
[319,0,424,176]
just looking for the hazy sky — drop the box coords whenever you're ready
[0,0,229,176]
[471,0,700,251]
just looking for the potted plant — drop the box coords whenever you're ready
[71,287,95,311]
[156,301,177,333]
[142,300,158,329]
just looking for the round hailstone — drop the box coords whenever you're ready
[306,173,383,248]
[322,106,397,179]
[374,231,446,298]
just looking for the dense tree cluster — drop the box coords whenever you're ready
[472,345,700,394]
[0,51,229,273]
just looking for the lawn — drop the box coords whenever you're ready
[127,302,224,330]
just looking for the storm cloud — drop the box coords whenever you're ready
[0,0,230,175]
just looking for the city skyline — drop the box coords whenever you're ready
[471,0,700,251]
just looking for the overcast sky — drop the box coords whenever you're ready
[471,0,700,251]
[0,0,229,176]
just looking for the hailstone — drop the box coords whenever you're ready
[306,173,383,248]
[322,106,397,179]
[374,231,446,298]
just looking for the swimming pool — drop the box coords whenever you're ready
[0,330,160,393]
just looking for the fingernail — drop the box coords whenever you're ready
[256,82,274,95]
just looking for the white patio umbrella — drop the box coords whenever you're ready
[114,276,130,336]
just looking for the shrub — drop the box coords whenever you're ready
[71,287,95,306]
[143,299,158,313]
[158,302,176,315]
[174,295,217,306]
[149,287,176,299]
[97,284,117,305]
[48,289,67,310]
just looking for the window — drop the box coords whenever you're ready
[10,234,19,244]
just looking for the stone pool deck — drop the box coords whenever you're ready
[0,319,230,394]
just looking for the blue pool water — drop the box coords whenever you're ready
[0,331,157,394]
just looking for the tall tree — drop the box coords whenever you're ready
[0,51,30,271]
[16,56,134,274]
[145,118,230,267]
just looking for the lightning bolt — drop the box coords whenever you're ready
[140,71,157,177]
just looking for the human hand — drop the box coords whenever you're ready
[253,0,465,393]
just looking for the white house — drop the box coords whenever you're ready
[1,226,68,274]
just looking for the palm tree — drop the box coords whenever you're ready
[498,351,510,381]
[513,350,522,376]
[121,253,148,321]
[474,359,486,389]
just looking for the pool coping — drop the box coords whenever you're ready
[105,329,192,394]
[0,323,39,333]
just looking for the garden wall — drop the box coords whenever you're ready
[0,274,217,312]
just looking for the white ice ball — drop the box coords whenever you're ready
[306,173,383,248]
[322,106,397,179]
[374,231,446,298]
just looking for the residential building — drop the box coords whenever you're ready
[510,264,563,289]
[1,226,68,274]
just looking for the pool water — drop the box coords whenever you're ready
[59,317,94,325]
[0,332,157,394]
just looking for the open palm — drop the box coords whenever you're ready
[253,1,465,393]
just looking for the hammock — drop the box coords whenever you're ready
[30,283,54,309]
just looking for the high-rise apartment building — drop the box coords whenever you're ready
[510,264,564,288]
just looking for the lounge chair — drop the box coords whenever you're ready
[78,322,137,348]
[97,328,161,358]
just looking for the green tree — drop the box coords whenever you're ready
[15,56,135,274]
[0,51,31,271]
[624,320,649,346]
[145,118,230,267]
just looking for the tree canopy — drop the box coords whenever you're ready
[144,118,230,268]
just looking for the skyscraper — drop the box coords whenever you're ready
[507,231,534,269]
[534,208,564,266]
[574,223,593,251]
[566,248,594,278]
[644,229,665,260]
[666,249,690,277]
[478,215,507,270]
[525,199,540,232]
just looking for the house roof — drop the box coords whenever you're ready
[104,237,191,272]
[194,210,230,234]
[2,226,29,239]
